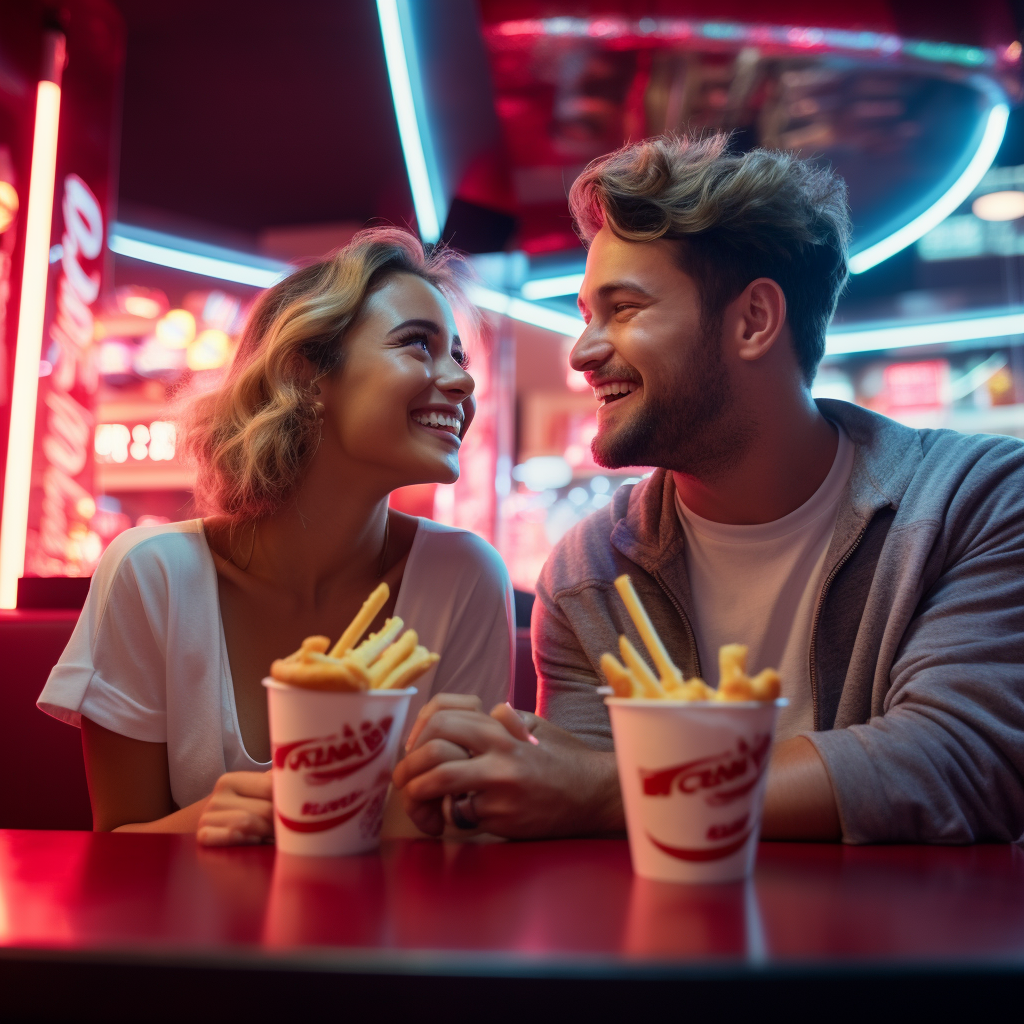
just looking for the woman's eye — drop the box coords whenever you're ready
[453,349,469,368]
[402,334,430,353]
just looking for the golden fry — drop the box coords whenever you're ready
[717,674,755,702]
[378,646,440,690]
[750,668,781,702]
[351,617,404,666]
[329,582,390,658]
[367,629,418,685]
[618,635,664,697]
[613,575,683,687]
[269,658,364,691]
[601,652,639,698]
[718,643,748,685]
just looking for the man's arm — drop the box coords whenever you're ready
[761,736,841,840]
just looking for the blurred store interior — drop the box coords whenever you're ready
[2,0,1024,605]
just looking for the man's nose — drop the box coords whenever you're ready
[570,323,614,372]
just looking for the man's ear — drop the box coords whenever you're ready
[733,278,787,363]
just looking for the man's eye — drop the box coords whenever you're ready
[614,303,637,315]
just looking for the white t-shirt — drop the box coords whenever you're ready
[38,517,514,810]
[674,427,854,740]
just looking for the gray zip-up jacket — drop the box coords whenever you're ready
[533,399,1024,844]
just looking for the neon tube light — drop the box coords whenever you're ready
[825,309,1024,356]
[849,100,1010,274]
[0,41,64,610]
[376,0,442,243]
[468,284,585,338]
[521,272,585,300]
[108,224,287,287]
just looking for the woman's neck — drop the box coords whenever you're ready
[243,442,395,606]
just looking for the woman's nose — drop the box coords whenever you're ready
[438,359,475,399]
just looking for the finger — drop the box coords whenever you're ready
[401,756,502,805]
[410,708,516,758]
[204,793,276,822]
[401,793,446,837]
[392,738,472,790]
[490,703,540,745]
[215,771,273,799]
[406,693,484,752]
[199,806,274,838]
[197,825,263,847]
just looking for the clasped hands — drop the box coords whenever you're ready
[392,694,623,839]
[195,695,624,846]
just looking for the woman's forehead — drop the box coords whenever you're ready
[367,273,457,334]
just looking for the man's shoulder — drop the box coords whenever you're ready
[538,476,655,600]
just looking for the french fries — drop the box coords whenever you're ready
[601,575,782,703]
[270,582,439,692]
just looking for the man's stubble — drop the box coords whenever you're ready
[590,317,753,481]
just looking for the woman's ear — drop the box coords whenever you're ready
[734,278,787,363]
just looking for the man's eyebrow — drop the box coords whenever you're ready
[595,281,655,299]
[387,318,442,335]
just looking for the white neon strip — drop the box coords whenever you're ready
[825,310,1024,356]
[468,284,585,338]
[849,102,1010,274]
[521,272,585,300]
[0,81,61,609]
[108,232,286,287]
[376,0,442,243]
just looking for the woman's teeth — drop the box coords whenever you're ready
[593,381,639,403]
[412,411,462,435]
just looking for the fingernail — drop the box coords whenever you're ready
[527,733,540,746]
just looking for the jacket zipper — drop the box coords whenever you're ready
[808,524,869,730]
[652,569,701,679]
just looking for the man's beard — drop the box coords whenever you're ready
[591,320,751,479]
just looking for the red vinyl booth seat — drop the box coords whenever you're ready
[0,610,92,830]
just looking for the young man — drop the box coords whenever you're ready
[393,134,1024,844]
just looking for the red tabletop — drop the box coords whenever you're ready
[2,830,1023,964]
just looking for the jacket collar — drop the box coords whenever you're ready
[611,399,924,571]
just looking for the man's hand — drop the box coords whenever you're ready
[196,771,274,846]
[392,695,624,839]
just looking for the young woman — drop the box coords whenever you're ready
[38,228,514,845]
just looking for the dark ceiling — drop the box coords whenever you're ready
[110,0,414,244]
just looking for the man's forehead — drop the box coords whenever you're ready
[582,226,680,292]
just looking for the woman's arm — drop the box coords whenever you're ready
[81,717,273,843]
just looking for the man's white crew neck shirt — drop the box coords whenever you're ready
[674,426,854,740]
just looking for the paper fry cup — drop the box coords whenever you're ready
[263,679,416,856]
[607,698,786,884]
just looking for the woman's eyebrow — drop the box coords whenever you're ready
[388,317,442,336]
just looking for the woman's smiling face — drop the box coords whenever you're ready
[316,272,476,489]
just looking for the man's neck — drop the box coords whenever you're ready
[672,394,838,526]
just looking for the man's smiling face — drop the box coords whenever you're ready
[571,224,743,477]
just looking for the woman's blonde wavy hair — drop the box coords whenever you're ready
[569,133,850,383]
[181,227,463,521]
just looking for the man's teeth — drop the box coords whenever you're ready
[593,381,639,400]
[413,411,462,432]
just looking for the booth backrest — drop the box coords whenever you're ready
[0,611,92,829]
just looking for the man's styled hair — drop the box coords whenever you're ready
[569,134,850,383]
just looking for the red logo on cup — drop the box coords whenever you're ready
[639,735,771,861]
[273,717,395,833]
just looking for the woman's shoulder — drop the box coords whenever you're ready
[411,518,509,582]
[93,520,209,594]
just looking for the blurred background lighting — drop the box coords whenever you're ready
[0,42,63,610]
[155,308,196,349]
[512,456,573,492]
[187,328,231,371]
[849,100,1010,274]
[521,273,585,300]
[972,190,1024,221]
[0,180,19,233]
[375,0,442,243]
[108,222,287,287]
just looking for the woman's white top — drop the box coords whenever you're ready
[38,518,514,811]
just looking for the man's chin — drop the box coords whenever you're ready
[590,429,649,471]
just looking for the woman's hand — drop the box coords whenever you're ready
[196,771,274,846]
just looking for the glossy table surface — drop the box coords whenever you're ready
[2,830,1023,972]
